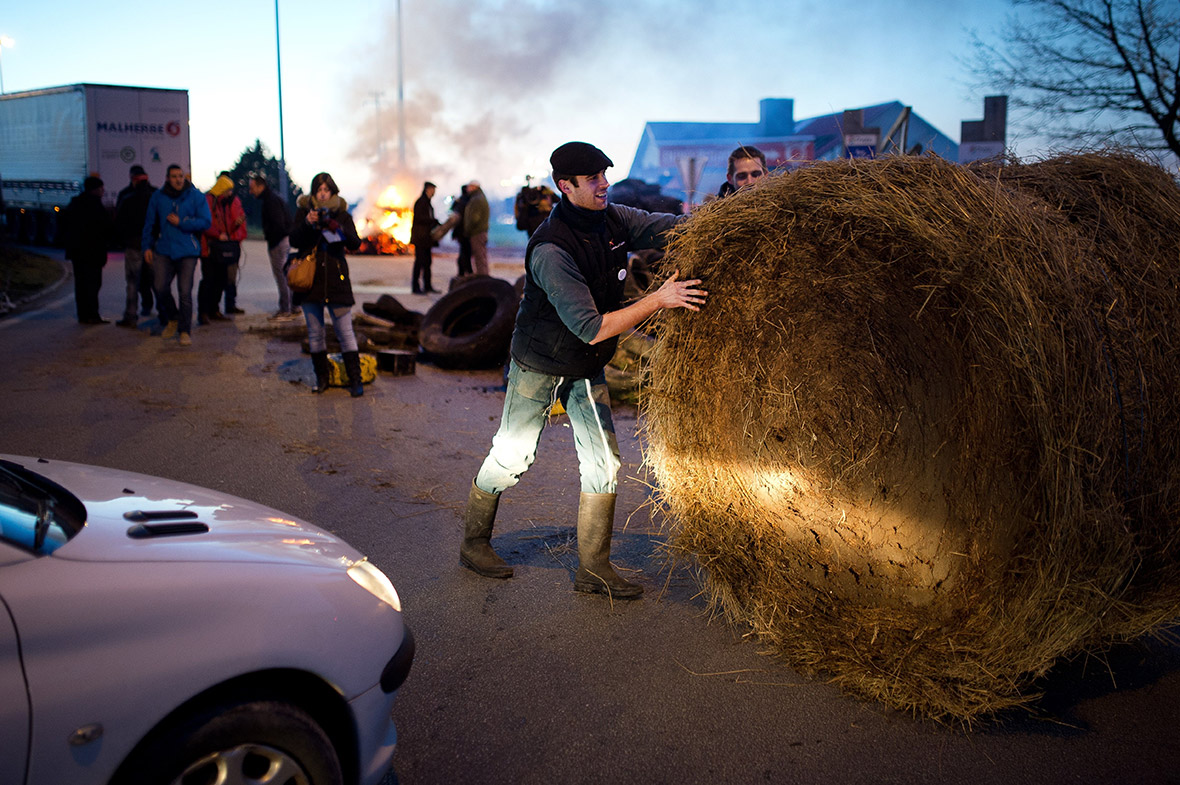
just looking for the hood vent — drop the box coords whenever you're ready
[124,509,199,522]
[126,521,210,539]
[124,510,208,539]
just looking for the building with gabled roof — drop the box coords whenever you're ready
[626,98,959,203]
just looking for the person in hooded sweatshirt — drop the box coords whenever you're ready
[198,171,247,323]
[142,165,212,346]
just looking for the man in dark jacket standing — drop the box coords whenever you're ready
[410,181,439,293]
[248,174,296,321]
[459,142,708,599]
[462,181,490,276]
[114,165,156,326]
[450,184,472,276]
[63,176,114,325]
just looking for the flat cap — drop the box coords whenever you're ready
[550,141,613,177]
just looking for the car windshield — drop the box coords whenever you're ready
[0,459,87,555]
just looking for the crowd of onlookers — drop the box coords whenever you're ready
[61,164,300,345]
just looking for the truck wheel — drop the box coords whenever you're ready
[421,278,516,369]
[111,700,342,785]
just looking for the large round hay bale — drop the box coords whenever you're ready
[643,152,1180,721]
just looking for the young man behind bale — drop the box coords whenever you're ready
[717,144,768,198]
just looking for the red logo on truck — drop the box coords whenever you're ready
[166,121,181,137]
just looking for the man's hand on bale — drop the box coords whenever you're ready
[591,271,708,344]
[656,270,708,312]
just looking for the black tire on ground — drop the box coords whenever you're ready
[362,294,421,328]
[448,273,497,292]
[110,700,343,785]
[421,278,517,369]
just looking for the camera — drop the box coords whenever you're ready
[317,207,332,224]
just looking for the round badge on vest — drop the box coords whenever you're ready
[618,269,627,280]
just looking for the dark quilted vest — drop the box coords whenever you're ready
[511,200,629,377]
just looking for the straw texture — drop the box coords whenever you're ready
[642,151,1180,721]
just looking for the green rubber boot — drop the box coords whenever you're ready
[573,492,642,599]
[459,480,513,579]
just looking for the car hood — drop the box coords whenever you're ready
[1,455,361,567]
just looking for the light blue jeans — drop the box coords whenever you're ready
[476,360,621,495]
[302,303,358,353]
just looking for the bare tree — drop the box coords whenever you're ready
[969,0,1180,157]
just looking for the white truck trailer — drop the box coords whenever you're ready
[0,83,190,243]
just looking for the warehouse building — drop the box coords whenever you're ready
[627,97,961,203]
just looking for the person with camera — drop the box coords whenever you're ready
[289,172,365,396]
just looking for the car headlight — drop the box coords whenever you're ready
[347,558,402,612]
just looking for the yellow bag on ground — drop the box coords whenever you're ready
[326,353,377,386]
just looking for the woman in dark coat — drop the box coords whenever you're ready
[289,172,365,396]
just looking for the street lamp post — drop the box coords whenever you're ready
[0,37,14,95]
[274,2,288,198]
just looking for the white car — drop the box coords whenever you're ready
[0,454,414,785]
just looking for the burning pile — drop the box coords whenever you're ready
[355,184,414,255]
[643,151,1180,721]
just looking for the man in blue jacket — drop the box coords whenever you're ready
[460,141,708,599]
[142,165,211,345]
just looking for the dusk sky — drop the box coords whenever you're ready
[3,0,1020,209]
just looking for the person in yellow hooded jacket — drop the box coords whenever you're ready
[198,171,248,323]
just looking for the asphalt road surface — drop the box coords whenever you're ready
[2,240,1179,784]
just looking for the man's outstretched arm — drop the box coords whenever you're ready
[590,271,707,345]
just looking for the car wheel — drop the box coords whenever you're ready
[114,700,343,785]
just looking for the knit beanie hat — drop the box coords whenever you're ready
[209,174,234,198]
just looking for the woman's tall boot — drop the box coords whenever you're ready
[310,351,330,394]
[342,350,364,397]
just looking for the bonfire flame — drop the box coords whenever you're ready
[356,184,414,255]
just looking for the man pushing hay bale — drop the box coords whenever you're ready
[643,151,1180,721]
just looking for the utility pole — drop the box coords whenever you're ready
[371,91,386,166]
[396,0,406,166]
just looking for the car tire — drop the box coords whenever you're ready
[421,278,517,369]
[112,700,343,785]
